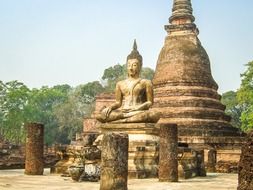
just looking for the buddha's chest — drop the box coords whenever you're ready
[121,82,145,97]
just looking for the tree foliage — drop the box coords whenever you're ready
[102,64,126,92]
[53,81,104,142]
[0,81,30,143]
[25,85,71,145]
[237,61,253,131]
[141,67,155,80]
[221,91,242,128]
[0,82,71,144]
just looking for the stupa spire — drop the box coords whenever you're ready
[165,0,198,35]
[170,0,195,24]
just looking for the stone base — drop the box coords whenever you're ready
[99,123,159,179]
[178,148,206,179]
[179,136,245,148]
[51,157,75,174]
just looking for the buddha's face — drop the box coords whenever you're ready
[127,59,141,78]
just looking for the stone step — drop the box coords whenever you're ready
[154,86,221,99]
[155,107,230,121]
[153,96,225,110]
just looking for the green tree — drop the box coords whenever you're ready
[53,89,86,143]
[25,85,71,145]
[141,67,155,80]
[78,81,105,104]
[237,61,253,131]
[221,91,242,128]
[53,81,104,142]
[0,81,30,143]
[102,64,126,92]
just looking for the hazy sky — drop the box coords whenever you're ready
[0,0,252,93]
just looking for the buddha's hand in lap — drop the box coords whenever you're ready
[102,107,112,118]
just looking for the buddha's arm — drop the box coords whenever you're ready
[146,80,154,106]
[132,80,153,111]
[103,83,122,117]
[110,83,122,109]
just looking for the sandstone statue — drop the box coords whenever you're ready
[96,40,160,123]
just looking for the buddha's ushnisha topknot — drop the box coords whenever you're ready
[127,39,143,67]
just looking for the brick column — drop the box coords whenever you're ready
[100,132,128,190]
[25,123,44,175]
[238,132,253,190]
[158,123,178,182]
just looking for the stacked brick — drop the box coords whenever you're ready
[238,131,253,190]
[0,143,25,169]
[25,123,44,175]
[159,123,178,182]
[216,161,238,173]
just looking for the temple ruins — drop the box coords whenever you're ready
[152,0,245,171]
[20,0,249,186]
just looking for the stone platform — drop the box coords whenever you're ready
[0,169,238,190]
[99,123,159,178]
[98,123,206,179]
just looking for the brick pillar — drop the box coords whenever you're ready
[238,131,253,190]
[100,132,128,190]
[158,123,178,182]
[25,123,44,175]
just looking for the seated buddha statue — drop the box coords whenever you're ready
[96,40,160,123]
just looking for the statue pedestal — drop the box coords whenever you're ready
[99,123,159,178]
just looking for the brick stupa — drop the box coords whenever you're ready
[152,0,244,148]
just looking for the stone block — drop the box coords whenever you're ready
[100,132,128,190]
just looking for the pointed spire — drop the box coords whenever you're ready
[169,0,195,24]
[165,0,198,35]
[127,40,143,66]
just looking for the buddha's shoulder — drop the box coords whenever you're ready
[116,80,126,85]
[140,79,152,85]
[116,78,152,85]
[115,80,127,88]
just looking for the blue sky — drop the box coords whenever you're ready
[0,0,252,93]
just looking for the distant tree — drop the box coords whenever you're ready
[53,81,104,142]
[237,61,253,132]
[78,81,105,104]
[102,64,126,82]
[0,81,30,144]
[141,67,155,80]
[221,91,242,129]
[24,85,71,145]
[102,64,126,92]
[53,91,82,144]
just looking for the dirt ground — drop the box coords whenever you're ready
[0,169,238,190]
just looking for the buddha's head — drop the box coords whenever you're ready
[127,58,141,78]
[127,40,142,78]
